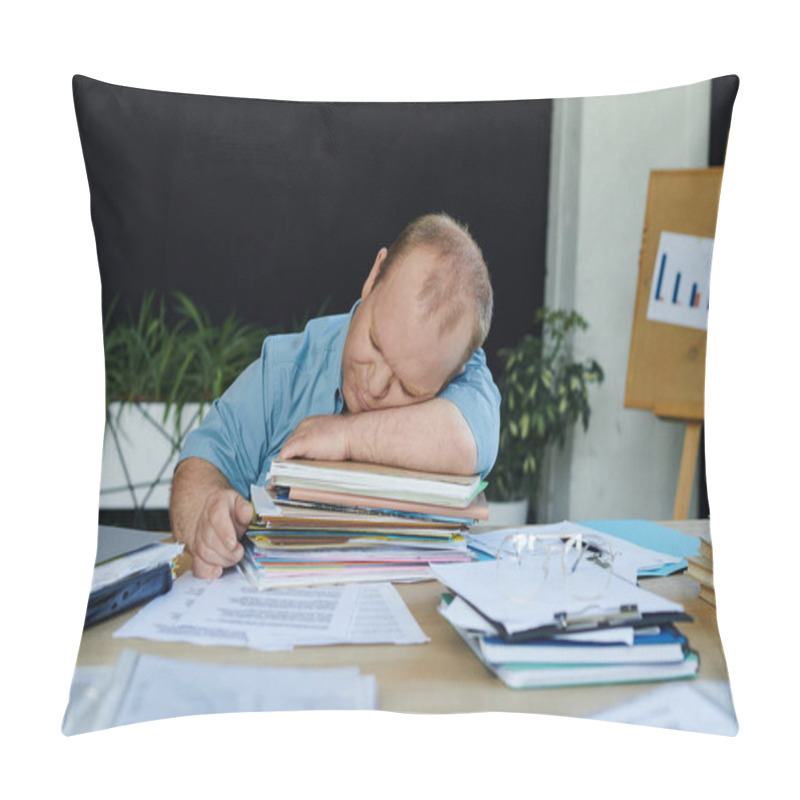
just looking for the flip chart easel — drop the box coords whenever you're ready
[625,168,724,519]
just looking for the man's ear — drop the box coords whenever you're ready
[361,247,388,299]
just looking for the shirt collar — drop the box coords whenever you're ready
[329,299,361,414]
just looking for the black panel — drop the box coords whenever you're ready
[74,76,552,378]
[700,74,739,519]
[709,75,739,167]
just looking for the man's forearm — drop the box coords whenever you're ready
[348,398,477,473]
[279,398,478,475]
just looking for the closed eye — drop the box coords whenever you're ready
[370,320,423,399]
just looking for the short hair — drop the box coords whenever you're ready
[375,213,493,365]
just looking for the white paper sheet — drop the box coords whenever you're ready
[63,651,376,734]
[588,679,738,736]
[61,665,114,735]
[115,569,428,649]
[250,482,282,515]
[114,570,258,648]
[181,573,362,648]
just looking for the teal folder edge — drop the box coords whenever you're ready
[578,519,701,558]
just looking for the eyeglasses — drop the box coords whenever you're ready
[495,532,616,602]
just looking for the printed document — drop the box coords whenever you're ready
[114,569,428,649]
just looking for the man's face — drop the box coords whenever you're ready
[341,246,471,415]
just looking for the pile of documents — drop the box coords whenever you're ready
[241,459,488,590]
[64,649,376,734]
[433,522,701,689]
[687,538,715,606]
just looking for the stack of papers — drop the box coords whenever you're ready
[63,649,376,734]
[433,522,699,689]
[687,538,715,606]
[241,459,487,590]
[269,458,486,509]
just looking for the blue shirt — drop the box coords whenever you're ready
[178,303,501,497]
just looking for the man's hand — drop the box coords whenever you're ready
[188,488,252,578]
[277,414,353,463]
[170,458,253,578]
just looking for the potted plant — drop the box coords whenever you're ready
[101,291,274,512]
[487,308,604,525]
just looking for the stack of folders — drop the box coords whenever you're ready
[432,560,700,689]
[241,459,488,590]
[687,538,715,606]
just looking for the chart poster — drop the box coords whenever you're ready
[646,231,713,331]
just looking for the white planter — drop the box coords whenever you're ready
[487,498,530,527]
[100,402,208,509]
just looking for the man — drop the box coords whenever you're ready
[170,213,500,578]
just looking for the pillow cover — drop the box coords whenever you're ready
[67,74,738,736]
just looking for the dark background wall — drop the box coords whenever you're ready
[75,76,553,379]
[698,74,739,519]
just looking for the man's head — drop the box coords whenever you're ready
[341,213,493,414]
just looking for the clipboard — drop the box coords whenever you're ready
[431,560,692,645]
[492,608,694,644]
[454,594,693,644]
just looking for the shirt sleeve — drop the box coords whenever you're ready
[438,347,501,479]
[177,354,269,498]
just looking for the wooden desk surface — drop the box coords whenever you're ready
[76,520,730,719]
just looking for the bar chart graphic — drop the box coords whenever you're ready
[647,231,713,331]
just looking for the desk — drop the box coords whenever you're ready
[75,520,732,720]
